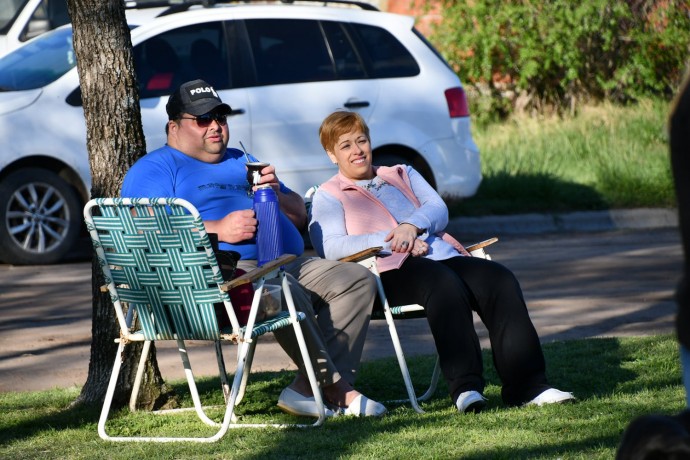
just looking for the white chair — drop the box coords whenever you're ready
[84,197,326,442]
[339,238,497,413]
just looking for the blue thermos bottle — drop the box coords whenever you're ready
[253,184,283,266]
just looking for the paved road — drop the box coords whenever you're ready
[0,227,682,393]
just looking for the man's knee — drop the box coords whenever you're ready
[329,262,378,302]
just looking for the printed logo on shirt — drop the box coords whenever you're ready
[198,183,247,192]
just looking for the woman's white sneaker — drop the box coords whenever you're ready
[455,390,487,413]
[526,388,576,406]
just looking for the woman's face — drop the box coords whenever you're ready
[326,129,374,181]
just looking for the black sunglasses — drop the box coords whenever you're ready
[179,112,228,127]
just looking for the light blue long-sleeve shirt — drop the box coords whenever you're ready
[309,165,462,262]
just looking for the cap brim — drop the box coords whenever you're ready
[187,101,232,116]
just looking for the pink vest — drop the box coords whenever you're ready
[319,165,468,272]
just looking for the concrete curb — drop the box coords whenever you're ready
[446,208,678,236]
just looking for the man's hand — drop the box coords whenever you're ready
[255,164,280,195]
[253,164,308,231]
[206,209,257,244]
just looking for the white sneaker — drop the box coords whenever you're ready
[333,394,387,417]
[277,387,335,418]
[455,390,487,413]
[526,388,576,406]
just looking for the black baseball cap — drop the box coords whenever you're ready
[166,79,232,119]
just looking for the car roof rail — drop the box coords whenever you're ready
[125,0,379,14]
[276,0,379,11]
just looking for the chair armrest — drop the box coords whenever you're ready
[220,253,297,291]
[334,238,497,265]
[338,246,383,263]
[465,237,498,253]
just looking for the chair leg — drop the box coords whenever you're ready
[375,276,428,413]
[98,340,127,441]
[214,340,231,402]
[215,273,325,430]
[234,339,257,406]
[129,340,151,411]
[281,273,327,426]
[176,338,219,427]
[99,340,237,442]
[383,310,425,413]
[417,355,441,402]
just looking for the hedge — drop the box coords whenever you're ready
[430,0,690,123]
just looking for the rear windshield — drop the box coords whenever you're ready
[0,25,75,90]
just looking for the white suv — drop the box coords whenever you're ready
[0,0,481,265]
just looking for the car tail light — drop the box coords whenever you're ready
[445,87,470,118]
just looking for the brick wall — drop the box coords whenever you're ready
[379,0,442,36]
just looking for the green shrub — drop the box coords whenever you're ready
[431,0,690,124]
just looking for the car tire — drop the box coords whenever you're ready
[0,168,82,265]
[374,152,435,188]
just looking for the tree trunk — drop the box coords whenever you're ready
[66,0,176,410]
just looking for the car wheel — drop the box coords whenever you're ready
[0,168,82,265]
[373,153,407,168]
[374,153,435,188]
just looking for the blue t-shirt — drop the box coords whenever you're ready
[121,145,304,259]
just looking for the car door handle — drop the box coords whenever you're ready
[229,108,246,116]
[343,100,370,109]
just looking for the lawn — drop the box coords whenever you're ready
[0,335,684,459]
[451,99,675,216]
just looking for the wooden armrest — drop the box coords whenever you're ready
[338,246,383,263]
[465,237,499,253]
[220,253,297,291]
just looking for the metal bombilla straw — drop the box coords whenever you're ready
[239,141,251,163]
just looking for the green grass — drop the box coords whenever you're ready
[0,335,684,459]
[450,99,676,216]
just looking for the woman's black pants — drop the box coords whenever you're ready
[380,255,551,406]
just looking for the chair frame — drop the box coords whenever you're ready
[84,197,326,443]
[340,237,497,413]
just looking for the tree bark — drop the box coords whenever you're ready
[66,0,176,410]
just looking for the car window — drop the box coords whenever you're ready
[0,26,75,90]
[245,18,336,86]
[135,21,231,99]
[348,22,419,78]
[322,20,366,80]
[0,0,25,32]
[20,0,69,42]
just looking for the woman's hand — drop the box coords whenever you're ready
[411,238,429,257]
[385,223,422,253]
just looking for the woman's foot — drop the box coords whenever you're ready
[525,388,575,406]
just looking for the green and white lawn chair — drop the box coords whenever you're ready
[84,197,326,443]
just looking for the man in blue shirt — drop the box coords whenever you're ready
[122,79,385,418]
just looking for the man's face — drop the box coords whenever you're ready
[167,110,229,163]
